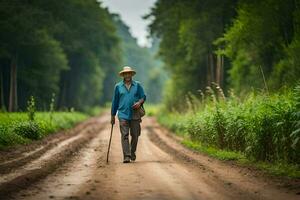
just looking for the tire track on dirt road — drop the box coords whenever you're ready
[0,116,106,175]
[146,117,300,200]
[0,113,108,199]
[10,123,109,200]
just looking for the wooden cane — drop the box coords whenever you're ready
[106,123,114,163]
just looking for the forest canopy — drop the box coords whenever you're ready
[0,0,164,112]
[146,0,300,111]
[0,0,121,112]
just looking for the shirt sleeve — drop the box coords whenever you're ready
[137,82,146,102]
[111,85,119,116]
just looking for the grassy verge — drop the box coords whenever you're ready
[182,139,246,161]
[181,138,300,178]
[144,103,163,117]
[85,105,109,116]
[154,85,300,178]
[0,112,88,150]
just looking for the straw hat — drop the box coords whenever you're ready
[119,66,136,76]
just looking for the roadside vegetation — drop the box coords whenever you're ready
[157,83,300,178]
[0,95,109,150]
[0,1,162,151]
[147,0,300,178]
[0,111,87,150]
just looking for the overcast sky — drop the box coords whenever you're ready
[101,0,156,47]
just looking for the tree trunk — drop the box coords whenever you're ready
[0,66,5,111]
[216,54,221,85]
[58,72,67,110]
[207,54,211,86]
[8,54,18,112]
[209,53,215,84]
[220,55,224,88]
[216,54,224,88]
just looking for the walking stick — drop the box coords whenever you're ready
[106,123,114,163]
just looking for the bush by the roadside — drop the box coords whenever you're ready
[157,85,300,165]
[144,104,163,117]
[12,121,40,140]
[0,126,30,149]
[0,112,88,149]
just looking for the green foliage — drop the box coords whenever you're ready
[26,96,36,121]
[0,0,122,111]
[147,0,300,177]
[182,138,300,178]
[49,93,55,123]
[12,121,40,140]
[148,0,300,109]
[85,106,107,117]
[157,84,300,165]
[218,0,299,92]
[182,139,246,161]
[0,111,88,149]
[143,104,162,117]
[291,83,300,149]
[253,161,300,178]
[145,68,165,104]
[157,109,191,137]
[147,0,237,110]
[0,126,30,149]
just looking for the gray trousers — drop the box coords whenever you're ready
[119,118,141,159]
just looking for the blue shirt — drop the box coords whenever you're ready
[111,80,146,120]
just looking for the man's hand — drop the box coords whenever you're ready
[132,98,144,109]
[111,115,115,125]
[132,101,141,109]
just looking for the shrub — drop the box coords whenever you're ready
[0,111,88,148]
[12,121,41,140]
[158,84,300,164]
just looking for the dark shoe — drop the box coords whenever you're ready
[123,156,131,163]
[131,153,136,161]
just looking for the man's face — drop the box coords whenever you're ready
[123,72,133,81]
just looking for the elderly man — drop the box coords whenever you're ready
[111,66,146,163]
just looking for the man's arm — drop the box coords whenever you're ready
[111,85,119,124]
[132,82,146,109]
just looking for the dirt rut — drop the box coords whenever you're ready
[0,114,108,199]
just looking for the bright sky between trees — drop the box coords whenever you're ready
[101,0,156,47]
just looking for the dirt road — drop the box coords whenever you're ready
[0,112,299,200]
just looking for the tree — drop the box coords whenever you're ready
[146,0,237,110]
[217,0,298,92]
[0,0,68,111]
[0,0,122,111]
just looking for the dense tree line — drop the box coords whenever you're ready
[0,0,121,112]
[146,0,300,110]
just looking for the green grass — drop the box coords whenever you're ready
[85,105,108,116]
[157,111,191,137]
[143,103,163,117]
[253,161,300,178]
[181,138,300,178]
[0,111,88,150]
[155,85,300,178]
[182,139,246,161]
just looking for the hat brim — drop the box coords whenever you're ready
[119,70,136,76]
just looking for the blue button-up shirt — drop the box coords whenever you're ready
[111,80,146,120]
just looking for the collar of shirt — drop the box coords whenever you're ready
[122,80,136,87]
